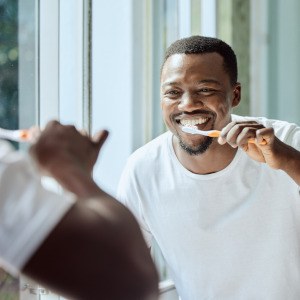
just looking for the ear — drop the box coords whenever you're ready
[232,83,241,108]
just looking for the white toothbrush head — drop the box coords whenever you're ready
[181,126,220,137]
[181,126,200,135]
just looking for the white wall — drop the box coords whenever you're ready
[274,0,300,123]
[92,0,137,196]
[252,0,300,124]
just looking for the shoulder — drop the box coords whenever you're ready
[232,114,298,130]
[0,141,74,276]
[0,139,14,158]
[0,140,32,178]
[117,131,172,195]
[125,131,171,170]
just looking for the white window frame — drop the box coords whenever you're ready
[20,2,90,299]
[249,0,268,117]
[200,0,217,37]
[39,0,89,129]
[92,0,149,195]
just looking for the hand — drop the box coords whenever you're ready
[217,121,289,169]
[30,120,108,195]
[27,126,41,143]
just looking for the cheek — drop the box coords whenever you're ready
[213,97,233,127]
[214,96,232,116]
[161,101,177,127]
[217,103,230,116]
[162,110,173,126]
[161,100,173,116]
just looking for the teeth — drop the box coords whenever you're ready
[180,118,208,126]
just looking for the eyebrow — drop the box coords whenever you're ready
[196,79,221,85]
[161,79,221,88]
[161,81,180,88]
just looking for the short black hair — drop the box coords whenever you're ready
[163,35,238,85]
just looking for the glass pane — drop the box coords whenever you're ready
[0,0,18,133]
[267,0,300,123]
[0,0,37,298]
[18,0,38,132]
[217,0,250,116]
[151,0,181,283]
[0,1,19,298]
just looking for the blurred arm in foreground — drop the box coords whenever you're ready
[0,120,158,300]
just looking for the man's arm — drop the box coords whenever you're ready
[276,142,300,185]
[23,121,159,300]
[219,121,300,185]
[22,192,158,300]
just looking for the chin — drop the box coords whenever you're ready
[178,136,213,156]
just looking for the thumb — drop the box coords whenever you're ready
[256,127,274,146]
[28,126,41,143]
[92,129,109,151]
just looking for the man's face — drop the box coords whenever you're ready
[160,53,240,155]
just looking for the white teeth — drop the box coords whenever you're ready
[180,118,208,126]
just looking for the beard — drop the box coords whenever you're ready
[170,110,216,155]
[178,135,213,155]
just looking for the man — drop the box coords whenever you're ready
[0,121,158,300]
[117,36,300,299]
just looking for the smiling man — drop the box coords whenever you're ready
[117,36,300,300]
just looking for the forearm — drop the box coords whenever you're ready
[260,135,300,186]
[47,163,103,198]
[279,145,300,186]
[22,198,159,300]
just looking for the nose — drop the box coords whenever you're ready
[178,94,204,112]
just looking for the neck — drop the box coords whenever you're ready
[172,135,238,174]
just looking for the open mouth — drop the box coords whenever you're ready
[175,116,210,130]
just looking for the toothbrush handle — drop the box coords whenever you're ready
[210,131,267,145]
[247,138,267,145]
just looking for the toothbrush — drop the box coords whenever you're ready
[182,126,220,137]
[0,128,30,142]
[181,125,267,145]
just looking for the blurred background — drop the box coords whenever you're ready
[0,0,299,299]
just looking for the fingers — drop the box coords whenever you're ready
[25,126,41,143]
[256,127,274,145]
[78,128,109,153]
[92,130,109,151]
[44,120,61,131]
[79,129,89,136]
[218,121,267,147]
[35,120,109,153]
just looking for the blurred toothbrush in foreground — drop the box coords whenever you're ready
[0,127,40,143]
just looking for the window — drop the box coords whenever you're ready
[0,0,21,137]
[0,0,35,298]
[1,1,299,299]
[1,0,90,298]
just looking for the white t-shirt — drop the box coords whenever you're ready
[0,140,74,276]
[117,115,300,300]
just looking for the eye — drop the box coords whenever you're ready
[196,88,216,95]
[164,89,182,98]
[167,90,180,95]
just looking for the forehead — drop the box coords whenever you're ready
[161,53,227,84]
